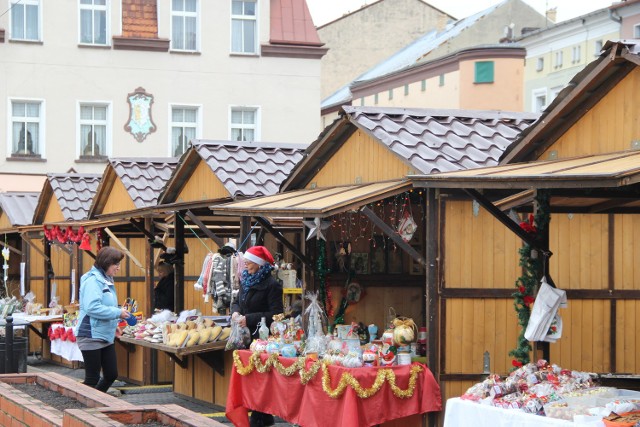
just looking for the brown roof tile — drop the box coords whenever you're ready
[110,158,178,208]
[344,106,538,174]
[48,174,102,221]
[191,141,305,198]
[0,192,39,226]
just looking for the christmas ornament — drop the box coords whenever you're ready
[303,217,331,241]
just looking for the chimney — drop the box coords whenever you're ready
[546,7,557,23]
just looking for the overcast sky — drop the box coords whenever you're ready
[307,0,617,27]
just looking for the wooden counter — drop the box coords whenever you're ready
[118,336,232,406]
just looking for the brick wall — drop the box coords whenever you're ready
[122,0,158,38]
[0,373,225,427]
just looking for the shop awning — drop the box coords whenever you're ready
[210,180,412,218]
[410,150,640,190]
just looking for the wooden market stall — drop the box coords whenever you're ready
[25,173,101,365]
[85,157,178,385]
[105,141,306,405]
[408,39,640,416]
[0,192,39,300]
[210,106,537,426]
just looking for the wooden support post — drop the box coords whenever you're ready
[425,189,439,427]
[174,211,185,312]
[239,217,251,251]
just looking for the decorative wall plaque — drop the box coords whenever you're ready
[124,87,157,142]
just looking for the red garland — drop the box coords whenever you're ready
[519,213,537,235]
[512,359,523,368]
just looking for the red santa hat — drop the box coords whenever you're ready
[243,246,274,266]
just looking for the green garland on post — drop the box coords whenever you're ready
[509,191,550,368]
[316,239,333,319]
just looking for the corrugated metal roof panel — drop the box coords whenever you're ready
[0,192,39,226]
[110,158,178,208]
[344,106,538,174]
[191,141,305,198]
[48,174,101,221]
[212,180,411,217]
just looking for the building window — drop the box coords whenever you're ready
[10,0,40,41]
[635,25,640,38]
[439,74,445,86]
[532,89,547,113]
[374,93,379,104]
[79,0,108,45]
[171,106,198,157]
[474,61,494,83]
[594,40,603,56]
[421,80,426,91]
[536,57,544,72]
[231,0,257,54]
[572,45,581,63]
[230,107,258,141]
[404,84,409,96]
[388,89,393,100]
[172,0,198,51]
[359,97,364,106]
[550,86,563,104]
[79,104,108,159]
[555,51,563,68]
[10,100,42,157]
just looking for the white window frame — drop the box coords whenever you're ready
[78,0,110,46]
[171,0,200,52]
[229,106,260,142]
[594,40,603,56]
[536,57,544,72]
[231,0,258,55]
[7,98,45,158]
[554,51,563,68]
[9,0,41,41]
[77,101,111,159]
[531,88,547,114]
[571,45,581,64]
[635,24,640,39]
[169,104,202,157]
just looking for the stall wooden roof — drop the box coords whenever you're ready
[159,140,305,205]
[211,180,411,217]
[33,173,101,225]
[283,106,538,191]
[411,150,640,213]
[501,40,640,163]
[0,192,39,232]
[90,157,177,219]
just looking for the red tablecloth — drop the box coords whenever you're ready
[226,350,442,427]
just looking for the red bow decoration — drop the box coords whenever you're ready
[519,213,537,234]
[512,359,524,368]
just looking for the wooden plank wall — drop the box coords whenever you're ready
[441,200,640,403]
[542,68,640,158]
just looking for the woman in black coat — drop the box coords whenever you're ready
[230,245,283,427]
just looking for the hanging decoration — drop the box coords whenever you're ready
[509,192,550,368]
[2,239,10,297]
[42,225,85,245]
[233,350,423,399]
[397,194,417,242]
[303,217,331,241]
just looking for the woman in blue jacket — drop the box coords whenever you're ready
[76,247,130,393]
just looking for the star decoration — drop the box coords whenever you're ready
[303,217,331,241]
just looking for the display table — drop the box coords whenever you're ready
[49,324,82,362]
[444,398,574,427]
[226,350,442,427]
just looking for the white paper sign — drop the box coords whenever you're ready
[71,269,76,303]
[20,262,25,296]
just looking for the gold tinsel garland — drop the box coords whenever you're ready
[233,351,423,399]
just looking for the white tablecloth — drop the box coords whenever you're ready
[49,324,83,362]
[444,398,576,427]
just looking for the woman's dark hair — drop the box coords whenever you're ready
[94,247,124,271]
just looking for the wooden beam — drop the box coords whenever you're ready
[103,228,146,272]
[174,211,185,312]
[21,235,49,262]
[254,217,311,269]
[184,210,224,248]
[130,218,167,250]
[0,241,21,256]
[360,206,426,266]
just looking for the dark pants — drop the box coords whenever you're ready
[80,344,118,393]
[250,410,274,427]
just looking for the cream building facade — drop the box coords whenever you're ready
[0,0,325,176]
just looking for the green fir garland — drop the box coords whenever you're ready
[509,191,550,368]
[316,239,333,318]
